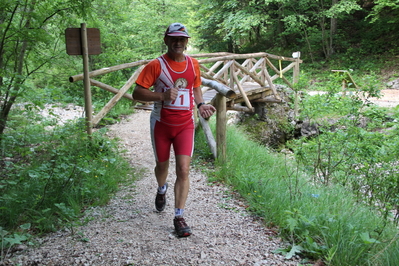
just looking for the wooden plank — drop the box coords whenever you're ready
[90,79,133,101]
[216,94,226,163]
[197,52,302,64]
[198,115,217,159]
[214,60,234,80]
[69,60,151,82]
[232,70,254,112]
[201,78,236,99]
[234,61,265,87]
[92,65,144,126]
[230,88,274,104]
[253,96,283,103]
[227,106,254,112]
[208,61,224,75]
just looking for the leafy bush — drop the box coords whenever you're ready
[194,115,399,265]
[287,73,399,224]
[0,113,132,234]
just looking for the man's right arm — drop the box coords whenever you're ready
[133,85,178,102]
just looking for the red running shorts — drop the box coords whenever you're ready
[150,118,195,162]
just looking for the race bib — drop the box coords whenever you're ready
[164,88,190,110]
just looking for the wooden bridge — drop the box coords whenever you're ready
[69,52,302,161]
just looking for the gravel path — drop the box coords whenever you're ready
[11,109,300,266]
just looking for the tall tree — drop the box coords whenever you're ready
[195,0,274,53]
[0,0,92,139]
[66,0,197,94]
[195,0,370,59]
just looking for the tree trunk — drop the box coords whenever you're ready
[0,2,32,138]
[329,0,338,57]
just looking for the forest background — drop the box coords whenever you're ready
[1,0,399,265]
[1,0,398,134]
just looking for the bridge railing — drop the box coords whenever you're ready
[69,52,302,162]
[190,52,302,113]
[192,52,301,85]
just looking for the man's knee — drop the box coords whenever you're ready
[155,161,169,173]
[176,160,191,179]
[173,155,191,181]
[176,164,190,177]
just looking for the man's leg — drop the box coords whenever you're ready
[174,155,191,209]
[173,154,192,237]
[154,160,169,212]
[155,160,169,187]
[151,118,172,212]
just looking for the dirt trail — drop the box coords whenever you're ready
[368,89,399,108]
[8,89,398,265]
[11,109,299,266]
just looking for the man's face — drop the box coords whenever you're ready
[164,36,189,55]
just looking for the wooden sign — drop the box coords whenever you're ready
[65,28,101,55]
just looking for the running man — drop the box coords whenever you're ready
[133,23,216,237]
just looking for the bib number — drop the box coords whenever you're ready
[164,88,190,110]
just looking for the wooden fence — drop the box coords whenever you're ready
[69,52,302,162]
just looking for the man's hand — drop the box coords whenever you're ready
[199,104,216,119]
[162,87,178,101]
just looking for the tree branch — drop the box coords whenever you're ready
[42,7,74,25]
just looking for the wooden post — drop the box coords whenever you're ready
[216,93,226,163]
[230,62,235,90]
[342,79,347,96]
[198,115,217,159]
[81,23,93,135]
[292,51,301,118]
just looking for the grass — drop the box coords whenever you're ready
[194,118,399,266]
[0,107,134,260]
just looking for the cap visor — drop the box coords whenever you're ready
[166,32,190,38]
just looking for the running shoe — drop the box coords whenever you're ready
[174,216,192,237]
[155,183,168,212]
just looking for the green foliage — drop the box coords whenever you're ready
[0,0,94,135]
[86,0,196,72]
[195,0,274,52]
[368,0,399,22]
[195,0,399,60]
[1,0,398,264]
[1,223,32,262]
[195,120,399,265]
[286,71,399,227]
[0,109,132,234]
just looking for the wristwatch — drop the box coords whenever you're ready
[197,102,205,109]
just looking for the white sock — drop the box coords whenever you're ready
[157,184,167,194]
[175,208,184,217]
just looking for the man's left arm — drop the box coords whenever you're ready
[193,86,216,119]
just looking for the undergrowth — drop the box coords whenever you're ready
[0,108,133,260]
[194,117,399,266]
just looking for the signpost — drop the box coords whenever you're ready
[65,23,101,135]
